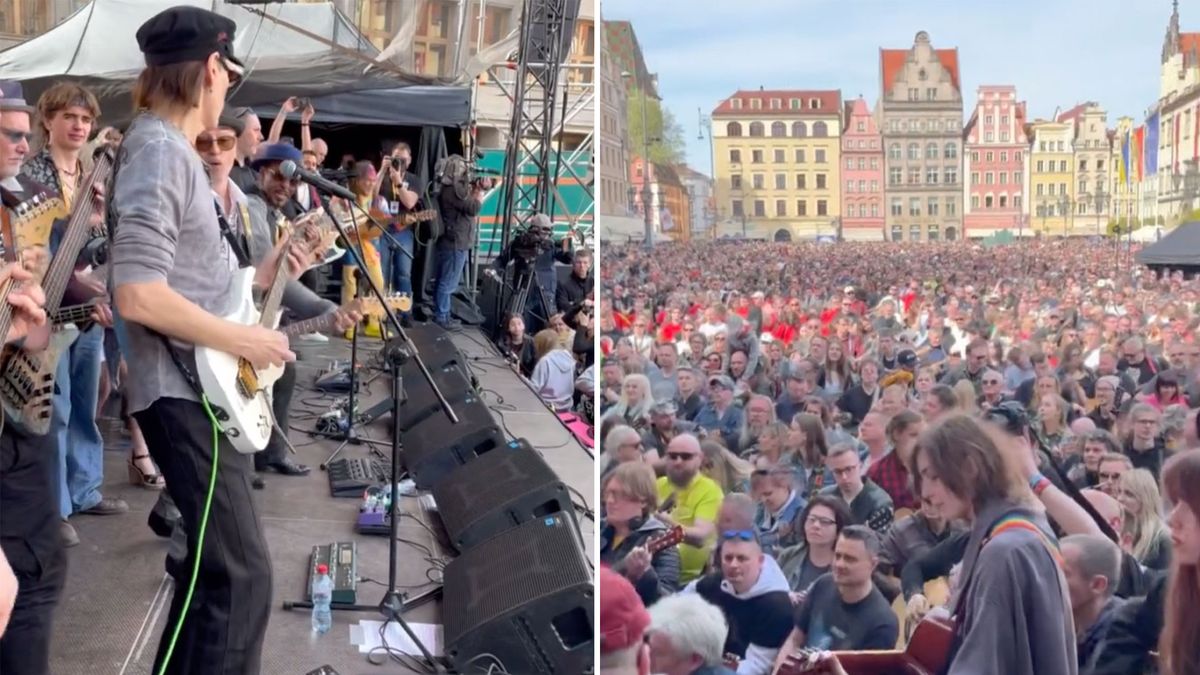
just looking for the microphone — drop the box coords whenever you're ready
[279,160,356,202]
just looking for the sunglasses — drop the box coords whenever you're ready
[196,135,237,152]
[0,128,33,144]
[665,451,697,461]
[721,530,756,542]
[1098,471,1123,481]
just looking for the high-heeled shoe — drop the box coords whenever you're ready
[128,453,165,489]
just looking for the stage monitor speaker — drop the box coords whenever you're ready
[404,393,506,489]
[393,363,474,432]
[398,324,474,388]
[443,512,592,674]
[432,438,573,552]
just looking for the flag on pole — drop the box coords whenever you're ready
[1146,112,1160,176]
[1134,126,1145,183]
[1121,131,1130,186]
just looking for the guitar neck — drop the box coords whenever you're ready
[282,312,337,337]
[52,300,99,326]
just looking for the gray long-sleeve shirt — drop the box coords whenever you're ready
[947,501,1077,675]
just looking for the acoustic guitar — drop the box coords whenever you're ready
[777,613,955,675]
[610,525,684,577]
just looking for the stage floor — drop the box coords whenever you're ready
[48,327,596,675]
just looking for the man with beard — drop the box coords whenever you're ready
[939,337,991,395]
[1118,337,1167,387]
[737,395,775,455]
[656,434,723,585]
[694,375,744,450]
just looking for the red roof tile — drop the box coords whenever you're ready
[880,48,960,92]
[1183,32,1200,57]
[1055,103,1091,124]
[712,90,841,116]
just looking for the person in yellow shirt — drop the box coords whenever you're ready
[655,433,724,584]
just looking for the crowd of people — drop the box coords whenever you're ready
[598,238,1200,675]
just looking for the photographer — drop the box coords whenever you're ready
[494,213,574,335]
[433,159,490,329]
[376,142,423,324]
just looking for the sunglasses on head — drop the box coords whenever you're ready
[195,135,237,152]
[721,530,756,542]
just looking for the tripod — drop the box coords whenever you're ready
[288,189,454,672]
[320,267,390,469]
[493,258,554,340]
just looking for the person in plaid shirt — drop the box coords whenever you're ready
[866,410,923,511]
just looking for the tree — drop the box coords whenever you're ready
[626,89,686,166]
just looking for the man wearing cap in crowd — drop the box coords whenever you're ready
[0,78,64,675]
[693,374,745,450]
[600,566,652,675]
[643,399,696,462]
[110,6,306,672]
[245,141,357,478]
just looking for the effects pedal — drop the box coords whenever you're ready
[307,542,357,605]
[355,485,392,536]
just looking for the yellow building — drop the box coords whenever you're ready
[1028,121,1075,235]
[1110,116,1137,230]
[712,90,842,240]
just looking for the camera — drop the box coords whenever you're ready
[509,223,554,264]
[390,156,407,171]
[294,97,311,110]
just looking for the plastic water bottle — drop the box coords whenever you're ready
[311,564,333,634]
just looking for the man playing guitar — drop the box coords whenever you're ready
[377,141,422,324]
[109,8,309,672]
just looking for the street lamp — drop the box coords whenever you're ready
[621,71,654,249]
[1058,195,1071,238]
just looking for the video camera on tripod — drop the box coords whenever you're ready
[434,153,498,195]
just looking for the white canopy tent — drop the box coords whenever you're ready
[1130,224,1166,243]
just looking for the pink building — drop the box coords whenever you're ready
[840,96,886,240]
[963,86,1028,235]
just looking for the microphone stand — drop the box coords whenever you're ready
[293,189,455,673]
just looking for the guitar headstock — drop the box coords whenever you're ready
[0,193,62,287]
[646,525,684,556]
[360,293,413,317]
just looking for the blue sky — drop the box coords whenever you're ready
[602,0,1171,177]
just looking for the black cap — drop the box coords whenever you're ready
[218,106,245,135]
[136,7,245,79]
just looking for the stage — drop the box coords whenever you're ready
[48,327,595,674]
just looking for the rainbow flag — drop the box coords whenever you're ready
[1120,131,1130,186]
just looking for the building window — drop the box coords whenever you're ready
[945,168,958,184]
[846,158,855,170]
[754,200,766,217]
[753,174,765,189]
[815,149,827,163]
[985,195,994,208]
[926,88,937,101]
[732,200,744,216]
[750,99,762,110]
[1000,195,1008,208]
[1036,204,1046,218]
[1000,151,1008,162]
[1015,151,1022,161]
[985,151,994,162]
[729,149,742,163]
[971,172,979,185]
[752,150,764,163]
[731,175,743,189]
[770,98,782,110]
[945,198,956,216]
[795,149,806,163]
[727,122,743,136]
[1060,160,1068,172]
[985,172,995,184]
[891,198,902,216]
[889,143,901,160]
[907,143,920,160]
[908,168,921,184]
[856,121,865,132]
[774,149,786,163]
[1097,159,1105,170]
[776,199,787,216]
[858,180,866,192]
[858,158,866,170]
[816,174,827,189]
[791,98,801,109]
[1036,160,1044,173]
[972,151,980,162]
[1036,184,1044,196]
[798,200,807,216]
[926,143,938,159]
[926,168,939,184]
[945,143,958,159]
[985,115,993,125]
[928,224,939,241]
[813,121,829,137]
[792,121,807,137]
[928,197,939,216]
[1079,179,1087,193]
[889,167,902,185]
[1001,115,1009,125]
[817,199,828,215]
[775,174,787,189]
[909,198,921,216]
[972,195,980,209]
[1014,195,1022,209]
[1060,182,1067,194]
[771,121,787,137]
[1057,141,1065,152]
[910,223,922,240]
[985,132,994,142]
[1079,202,1088,215]
[1079,159,1087,171]
[917,120,926,132]
[999,172,1007,184]
[871,158,879,169]
[1000,131,1009,142]
[871,203,879,217]
[870,180,879,192]
[846,180,855,193]
[1014,171,1022,184]
[749,122,764,137]
[796,174,807,189]
[908,88,919,101]
[891,224,903,241]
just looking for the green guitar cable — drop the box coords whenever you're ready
[156,394,222,675]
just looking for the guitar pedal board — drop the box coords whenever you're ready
[306,542,357,605]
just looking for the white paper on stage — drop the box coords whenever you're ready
[349,620,444,656]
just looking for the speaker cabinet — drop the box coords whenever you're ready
[432,439,574,552]
[443,512,593,674]
[393,364,474,432]
[403,393,506,489]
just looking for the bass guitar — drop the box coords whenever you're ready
[0,148,111,434]
[194,216,324,454]
[51,297,102,330]
[279,294,412,338]
[777,613,955,675]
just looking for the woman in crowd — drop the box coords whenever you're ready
[600,462,681,606]
[1159,450,1200,675]
[529,328,576,412]
[746,421,789,470]
[819,340,852,398]
[699,438,753,495]
[602,373,655,430]
[1118,468,1173,571]
[1146,371,1186,412]
[867,409,922,511]
[496,312,536,377]
[775,495,854,595]
[788,413,833,500]
[1034,393,1070,455]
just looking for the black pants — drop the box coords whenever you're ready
[0,430,65,675]
[135,397,272,675]
[256,360,297,467]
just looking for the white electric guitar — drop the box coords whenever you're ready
[195,217,323,454]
